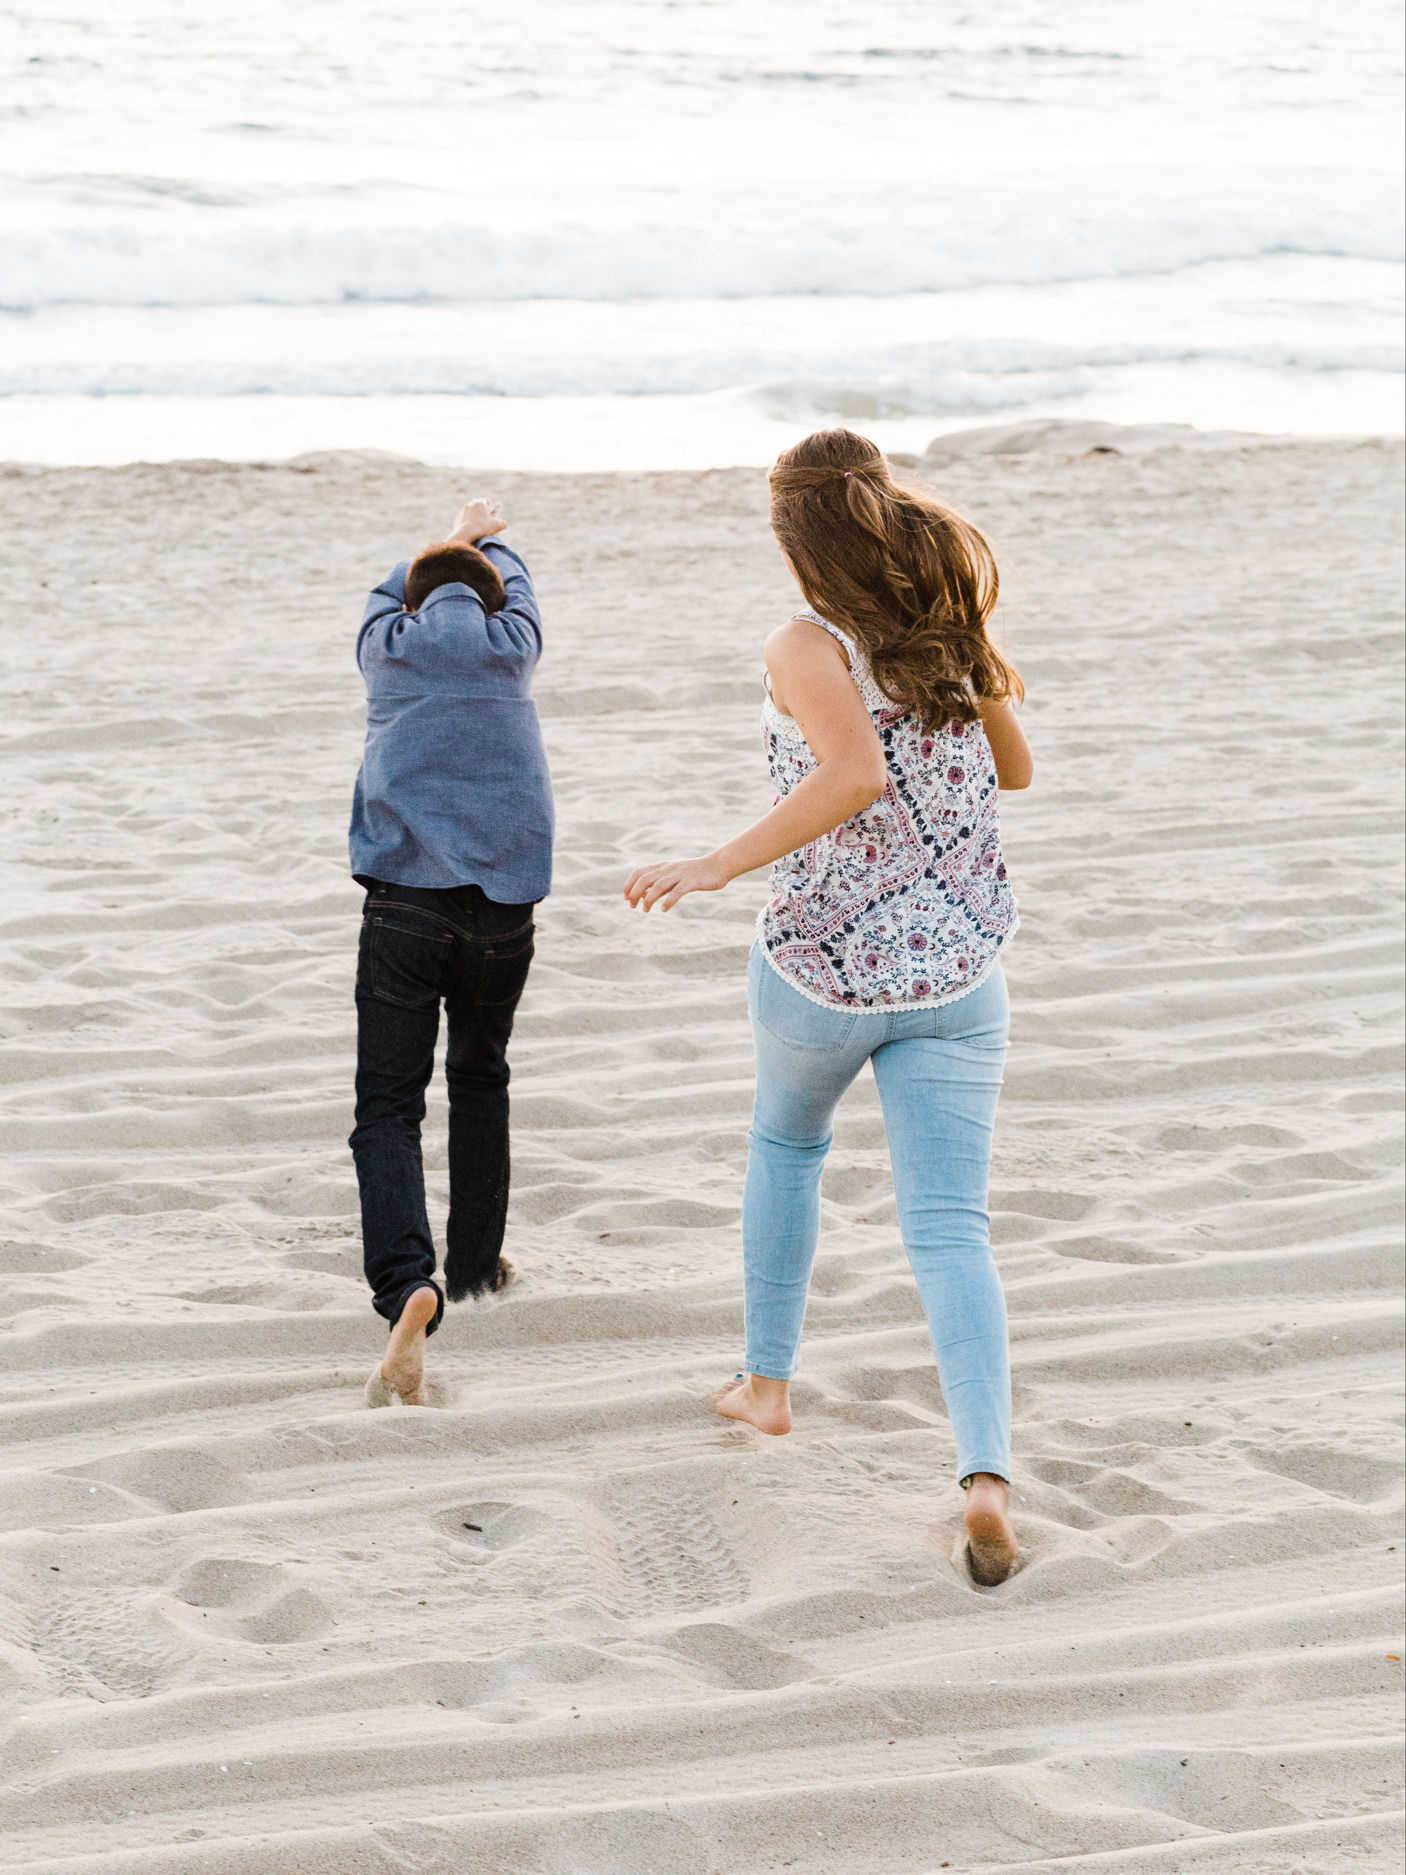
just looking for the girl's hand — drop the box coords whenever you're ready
[449,497,505,543]
[623,853,730,912]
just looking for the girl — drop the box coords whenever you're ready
[624,428,1032,1585]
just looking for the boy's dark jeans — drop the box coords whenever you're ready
[349,879,535,1335]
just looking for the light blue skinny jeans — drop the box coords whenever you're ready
[744,943,1012,1482]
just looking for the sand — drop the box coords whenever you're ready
[0,423,1401,1874]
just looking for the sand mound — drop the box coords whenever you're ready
[918,417,1297,464]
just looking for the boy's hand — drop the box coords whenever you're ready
[449,497,505,543]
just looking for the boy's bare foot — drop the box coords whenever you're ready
[366,1286,439,1407]
[964,1472,1019,1585]
[713,1372,792,1436]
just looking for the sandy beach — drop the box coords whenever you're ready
[0,423,1401,1872]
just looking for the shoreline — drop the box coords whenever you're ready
[2,417,1400,498]
[2,377,1401,472]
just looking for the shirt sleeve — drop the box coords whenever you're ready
[477,536,542,658]
[356,561,410,668]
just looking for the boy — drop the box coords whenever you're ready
[349,497,553,1405]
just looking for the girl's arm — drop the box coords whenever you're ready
[624,619,886,913]
[977,695,1034,790]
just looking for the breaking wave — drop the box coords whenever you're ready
[0,172,1399,310]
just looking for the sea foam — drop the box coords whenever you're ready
[0,173,1399,311]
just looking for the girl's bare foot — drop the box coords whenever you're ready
[713,1372,792,1435]
[964,1472,1019,1585]
[366,1287,439,1407]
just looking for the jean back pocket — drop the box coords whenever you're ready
[751,948,857,1051]
[361,914,452,1009]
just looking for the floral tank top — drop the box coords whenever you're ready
[758,611,1018,1011]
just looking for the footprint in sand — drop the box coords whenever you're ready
[170,1556,333,1645]
[437,1502,551,1557]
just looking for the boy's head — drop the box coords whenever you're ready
[404,541,507,615]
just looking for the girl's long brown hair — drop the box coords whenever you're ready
[769,428,1022,733]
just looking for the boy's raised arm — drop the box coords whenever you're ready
[475,535,542,656]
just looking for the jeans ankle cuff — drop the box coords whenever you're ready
[959,1464,1010,1488]
[743,1359,795,1381]
[386,1280,444,1338]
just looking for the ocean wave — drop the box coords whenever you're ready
[0,180,1400,309]
[0,334,1396,402]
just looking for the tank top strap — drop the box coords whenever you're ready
[792,607,857,661]
[792,608,890,713]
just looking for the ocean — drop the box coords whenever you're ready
[1,0,1401,467]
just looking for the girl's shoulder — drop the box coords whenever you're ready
[769,608,858,665]
[765,611,854,667]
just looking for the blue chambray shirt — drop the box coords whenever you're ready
[349,536,554,903]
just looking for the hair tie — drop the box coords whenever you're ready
[843,471,853,479]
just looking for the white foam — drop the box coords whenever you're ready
[0,260,1396,402]
[1,173,1399,311]
[1,364,1398,473]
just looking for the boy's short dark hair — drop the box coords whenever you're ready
[404,542,507,615]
